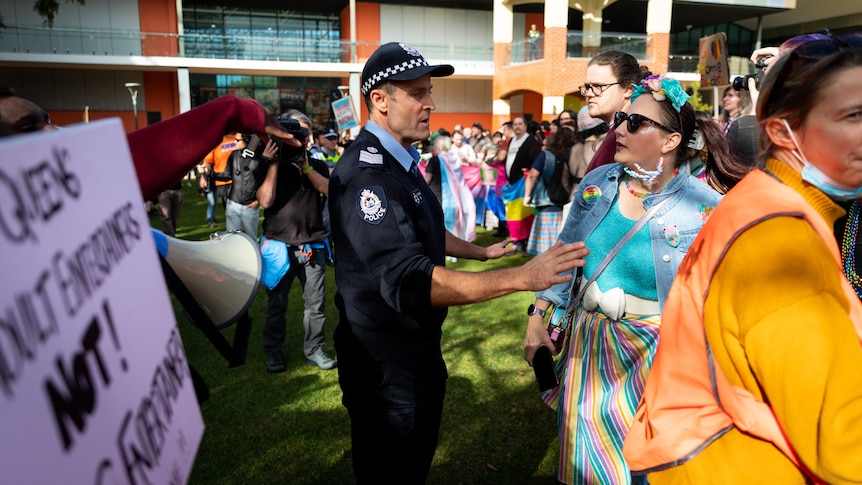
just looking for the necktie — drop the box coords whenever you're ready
[410,162,422,180]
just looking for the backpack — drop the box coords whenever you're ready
[543,151,571,206]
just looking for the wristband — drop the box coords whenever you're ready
[302,166,314,175]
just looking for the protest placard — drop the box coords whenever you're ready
[0,119,204,484]
[332,95,359,132]
[699,32,730,87]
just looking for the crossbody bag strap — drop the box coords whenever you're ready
[566,197,670,309]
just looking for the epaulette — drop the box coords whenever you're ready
[357,143,385,168]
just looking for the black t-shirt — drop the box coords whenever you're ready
[259,158,329,245]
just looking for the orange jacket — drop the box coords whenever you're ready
[623,169,862,479]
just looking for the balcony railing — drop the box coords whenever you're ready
[0,25,494,65]
[4,25,721,76]
[509,31,651,65]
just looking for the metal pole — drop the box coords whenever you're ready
[125,82,141,130]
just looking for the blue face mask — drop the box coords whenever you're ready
[783,119,862,201]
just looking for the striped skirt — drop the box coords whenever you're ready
[543,305,661,485]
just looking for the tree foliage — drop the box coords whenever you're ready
[36,0,88,26]
[1,0,87,29]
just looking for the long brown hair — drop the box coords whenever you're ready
[654,97,750,193]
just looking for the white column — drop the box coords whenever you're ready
[579,0,610,48]
[349,71,361,136]
[545,0,568,28]
[646,0,672,34]
[493,0,513,44]
[493,98,511,126]
[543,96,564,120]
[177,67,191,114]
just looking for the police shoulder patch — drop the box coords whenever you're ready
[357,186,388,225]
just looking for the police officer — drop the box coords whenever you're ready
[328,42,588,484]
[318,127,341,171]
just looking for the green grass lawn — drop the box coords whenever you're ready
[159,183,562,484]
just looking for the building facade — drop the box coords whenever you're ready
[1,0,859,133]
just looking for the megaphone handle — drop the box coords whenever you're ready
[160,255,238,364]
[228,312,252,368]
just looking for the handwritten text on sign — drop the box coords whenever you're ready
[0,119,204,485]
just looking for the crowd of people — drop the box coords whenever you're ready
[2,30,861,485]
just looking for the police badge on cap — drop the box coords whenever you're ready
[361,42,455,96]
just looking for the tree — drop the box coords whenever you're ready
[1,0,87,29]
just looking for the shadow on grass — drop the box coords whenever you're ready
[167,184,562,483]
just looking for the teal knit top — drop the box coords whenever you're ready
[584,196,658,300]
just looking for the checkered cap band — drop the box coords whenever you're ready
[361,57,430,95]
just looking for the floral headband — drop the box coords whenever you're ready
[630,74,690,113]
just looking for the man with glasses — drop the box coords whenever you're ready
[578,51,652,174]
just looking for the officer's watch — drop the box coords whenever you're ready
[527,304,546,317]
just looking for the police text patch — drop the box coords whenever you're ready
[357,186,388,224]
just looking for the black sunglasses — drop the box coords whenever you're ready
[614,111,675,134]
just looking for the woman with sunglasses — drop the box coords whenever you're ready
[624,35,862,483]
[523,75,744,484]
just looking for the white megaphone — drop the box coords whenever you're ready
[152,229,261,329]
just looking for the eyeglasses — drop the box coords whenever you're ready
[614,111,676,134]
[578,82,620,97]
[766,33,862,108]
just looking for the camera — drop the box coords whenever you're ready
[732,72,761,91]
[274,118,309,165]
[732,55,772,91]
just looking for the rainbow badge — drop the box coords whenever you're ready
[582,185,601,204]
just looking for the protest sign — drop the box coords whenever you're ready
[332,95,359,132]
[0,119,204,484]
[698,32,730,87]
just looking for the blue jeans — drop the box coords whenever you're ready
[205,190,217,223]
[225,199,259,239]
[262,246,327,357]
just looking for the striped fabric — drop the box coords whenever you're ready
[502,178,534,242]
[527,208,562,255]
[543,305,661,485]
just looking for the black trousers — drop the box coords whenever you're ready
[338,354,447,484]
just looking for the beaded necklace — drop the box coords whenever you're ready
[841,200,862,299]
[623,169,679,199]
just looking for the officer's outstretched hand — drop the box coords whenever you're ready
[484,238,517,259]
[520,241,589,291]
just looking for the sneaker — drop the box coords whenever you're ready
[305,348,337,370]
[208,221,216,228]
[267,350,286,373]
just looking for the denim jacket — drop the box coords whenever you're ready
[537,163,722,311]
[529,151,554,208]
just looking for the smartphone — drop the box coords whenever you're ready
[533,346,559,392]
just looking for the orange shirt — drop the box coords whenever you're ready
[204,134,237,187]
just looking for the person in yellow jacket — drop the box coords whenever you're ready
[623,33,862,483]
